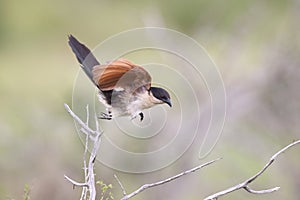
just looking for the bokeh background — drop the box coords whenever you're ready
[1,0,300,199]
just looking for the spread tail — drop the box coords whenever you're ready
[68,34,100,81]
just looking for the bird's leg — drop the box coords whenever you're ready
[106,108,111,114]
[130,115,137,121]
[139,112,144,121]
[130,112,143,121]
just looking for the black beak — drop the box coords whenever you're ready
[163,99,172,107]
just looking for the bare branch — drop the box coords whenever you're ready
[114,174,127,196]
[64,103,103,200]
[64,104,97,137]
[64,103,299,200]
[204,139,300,200]
[120,158,221,200]
[80,105,90,200]
[64,175,89,188]
[87,129,102,200]
[243,185,280,194]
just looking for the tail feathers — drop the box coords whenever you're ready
[68,34,100,81]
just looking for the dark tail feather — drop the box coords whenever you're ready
[68,34,100,81]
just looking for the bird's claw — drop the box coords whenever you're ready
[98,112,112,120]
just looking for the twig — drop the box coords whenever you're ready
[204,139,300,200]
[81,133,89,200]
[64,103,103,200]
[64,104,97,137]
[80,105,90,200]
[243,185,280,194]
[64,175,89,188]
[87,130,102,200]
[114,174,127,196]
[120,158,221,200]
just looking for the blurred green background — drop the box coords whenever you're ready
[1,0,300,199]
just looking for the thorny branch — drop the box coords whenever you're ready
[204,139,300,200]
[64,104,103,200]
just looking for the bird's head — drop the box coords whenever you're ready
[149,87,172,107]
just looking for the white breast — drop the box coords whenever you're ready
[126,91,162,118]
[97,87,162,119]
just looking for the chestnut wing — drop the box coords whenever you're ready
[92,59,152,91]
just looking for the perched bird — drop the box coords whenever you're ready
[68,35,172,121]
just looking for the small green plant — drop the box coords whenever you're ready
[96,180,114,200]
[23,184,30,200]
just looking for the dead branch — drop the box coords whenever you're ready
[204,139,300,200]
[117,158,222,200]
[114,174,127,196]
[64,103,103,200]
[63,103,299,200]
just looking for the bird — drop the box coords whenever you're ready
[68,35,172,121]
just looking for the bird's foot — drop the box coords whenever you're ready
[130,112,144,121]
[139,112,144,121]
[98,112,112,120]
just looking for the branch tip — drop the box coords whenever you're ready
[204,139,300,200]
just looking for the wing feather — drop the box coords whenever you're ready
[92,59,151,91]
